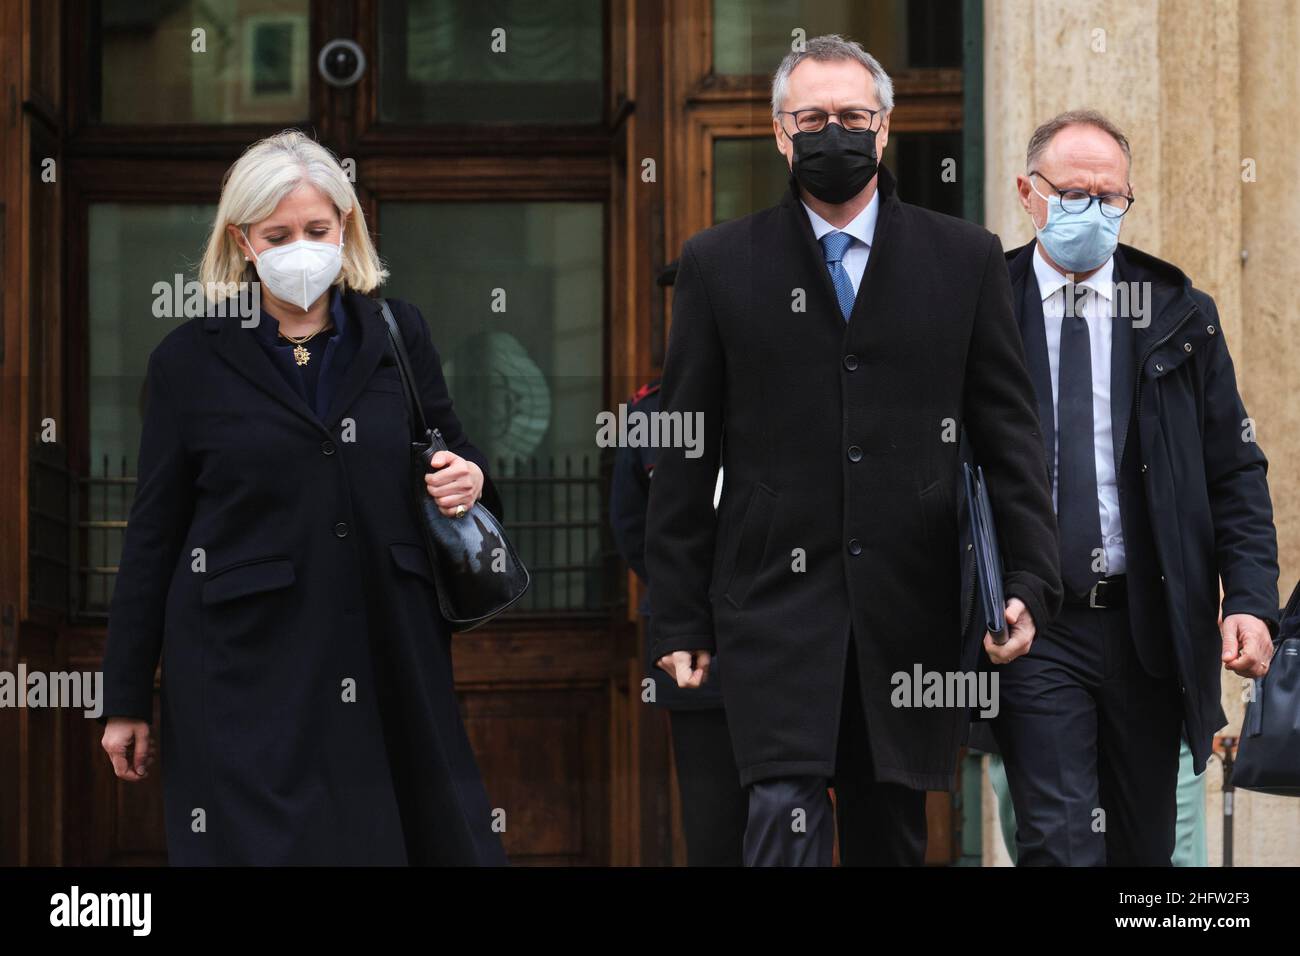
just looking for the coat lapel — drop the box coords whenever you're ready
[205,290,392,435]
[781,175,849,336]
[846,165,897,328]
[207,305,325,433]
[779,165,898,336]
[1109,250,1137,470]
[1010,242,1056,483]
[322,292,390,431]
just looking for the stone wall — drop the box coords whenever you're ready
[981,0,1300,866]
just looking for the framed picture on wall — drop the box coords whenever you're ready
[240,13,307,113]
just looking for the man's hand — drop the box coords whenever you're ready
[984,597,1036,665]
[1221,613,1273,678]
[656,650,712,689]
[101,717,154,782]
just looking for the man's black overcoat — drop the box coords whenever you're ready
[646,167,1062,790]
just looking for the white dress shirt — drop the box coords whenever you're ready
[1033,246,1126,575]
[801,190,880,294]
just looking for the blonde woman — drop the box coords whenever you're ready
[99,130,507,865]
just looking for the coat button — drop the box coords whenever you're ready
[847,539,862,556]
[1183,342,1192,353]
[1154,362,1164,373]
[847,445,863,462]
[1207,325,1216,335]
[333,522,349,538]
[843,354,859,371]
[322,440,336,455]
[1141,464,1148,473]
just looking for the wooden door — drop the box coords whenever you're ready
[1,0,667,867]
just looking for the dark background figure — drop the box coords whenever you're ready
[608,264,748,867]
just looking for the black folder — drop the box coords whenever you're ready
[963,463,1007,643]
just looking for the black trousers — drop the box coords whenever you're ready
[668,707,747,866]
[742,640,928,866]
[991,602,1183,866]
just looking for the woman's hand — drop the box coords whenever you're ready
[425,451,483,517]
[101,717,154,782]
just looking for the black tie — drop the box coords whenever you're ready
[1056,298,1104,597]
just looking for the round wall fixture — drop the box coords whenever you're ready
[317,39,367,88]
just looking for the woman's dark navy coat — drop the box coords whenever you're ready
[101,289,508,865]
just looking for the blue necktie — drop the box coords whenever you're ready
[820,231,856,322]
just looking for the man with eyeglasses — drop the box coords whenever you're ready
[645,34,1061,866]
[991,109,1279,865]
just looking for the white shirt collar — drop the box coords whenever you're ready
[801,189,880,250]
[1032,241,1114,302]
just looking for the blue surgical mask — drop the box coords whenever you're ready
[1031,184,1121,273]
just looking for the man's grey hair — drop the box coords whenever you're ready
[1026,109,1132,176]
[771,34,894,118]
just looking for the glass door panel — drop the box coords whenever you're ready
[377,0,604,124]
[711,0,962,76]
[93,0,311,124]
[713,136,788,224]
[84,203,216,615]
[379,201,607,611]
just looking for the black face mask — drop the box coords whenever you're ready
[790,123,878,205]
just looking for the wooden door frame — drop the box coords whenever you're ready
[663,0,964,257]
[31,0,656,867]
[0,0,65,868]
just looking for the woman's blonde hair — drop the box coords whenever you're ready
[199,129,387,297]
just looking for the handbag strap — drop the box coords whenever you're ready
[1282,578,1300,626]
[378,299,430,442]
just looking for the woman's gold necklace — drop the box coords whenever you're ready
[278,320,333,366]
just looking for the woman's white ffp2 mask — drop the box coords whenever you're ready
[247,231,344,311]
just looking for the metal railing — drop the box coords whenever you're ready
[29,445,73,614]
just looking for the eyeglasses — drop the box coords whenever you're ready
[1030,171,1134,219]
[777,107,883,135]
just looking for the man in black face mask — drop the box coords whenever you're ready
[645,33,1061,866]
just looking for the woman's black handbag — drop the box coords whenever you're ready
[379,300,529,631]
[1232,580,1300,796]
